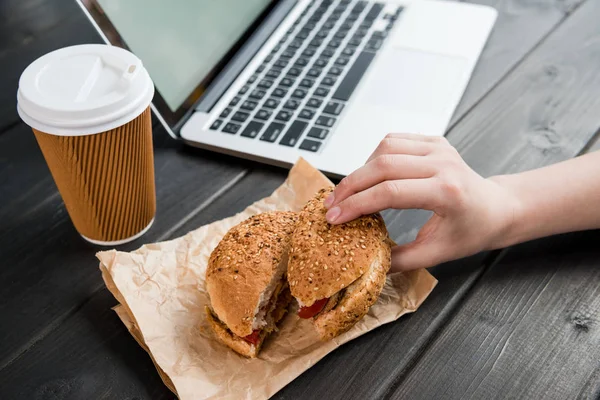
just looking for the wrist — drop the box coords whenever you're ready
[485,174,528,250]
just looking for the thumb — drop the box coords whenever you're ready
[390,239,446,272]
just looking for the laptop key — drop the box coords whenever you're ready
[329,66,343,76]
[279,120,308,147]
[307,97,323,108]
[302,48,316,57]
[256,64,266,73]
[348,37,362,46]
[264,98,280,109]
[314,87,330,97]
[284,99,301,110]
[353,1,368,13]
[266,69,281,79]
[365,3,384,21]
[241,121,264,138]
[307,68,322,78]
[281,50,295,59]
[333,51,375,101]
[220,108,232,118]
[309,38,324,47]
[280,77,295,87]
[372,30,387,38]
[299,78,315,88]
[276,110,293,121]
[366,38,383,51]
[249,89,266,100]
[240,100,258,111]
[272,87,287,97]
[334,31,348,39]
[328,39,342,48]
[231,111,250,123]
[287,67,302,77]
[238,85,250,95]
[258,79,274,89]
[342,47,355,56]
[296,30,310,40]
[324,101,344,115]
[288,40,303,49]
[321,49,335,58]
[321,76,337,86]
[260,122,286,142]
[335,57,350,66]
[354,28,369,38]
[314,58,328,68]
[323,20,336,29]
[209,119,223,130]
[222,122,241,134]
[292,88,308,99]
[316,115,336,127]
[299,108,316,120]
[303,21,316,31]
[316,29,330,39]
[295,57,309,67]
[307,127,329,139]
[300,139,322,152]
[255,109,272,120]
[229,96,241,106]
[274,59,288,69]
[248,74,258,84]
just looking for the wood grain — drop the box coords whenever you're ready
[451,0,585,125]
[0,288,175,400]
[392,231,600,400]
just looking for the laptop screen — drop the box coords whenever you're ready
[81,0,278,128]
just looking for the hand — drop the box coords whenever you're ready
[324,133,521,271]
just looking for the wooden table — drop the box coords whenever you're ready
[1,1,599,399]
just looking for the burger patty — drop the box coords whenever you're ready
[209,283,291,345]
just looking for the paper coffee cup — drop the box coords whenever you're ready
[17,44,156,245]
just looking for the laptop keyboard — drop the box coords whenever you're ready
[209,0,403,152]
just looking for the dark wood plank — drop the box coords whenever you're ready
[392,231,600,400]
[0,0,103,132]
[451,0,585,125]
[0,288,174,400]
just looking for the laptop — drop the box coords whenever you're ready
[77,0,496,177]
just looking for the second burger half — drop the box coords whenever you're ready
[288,188,393,340]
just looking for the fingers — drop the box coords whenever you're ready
[366,137,436,163]
[328,155,437,208]
[325,179,442,224]
[389,241,446,271]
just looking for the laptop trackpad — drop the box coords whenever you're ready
[361,48,468,116]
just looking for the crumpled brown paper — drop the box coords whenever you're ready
[97,158,437,400]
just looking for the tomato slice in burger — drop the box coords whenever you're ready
[298,298,328,319]
[243,330,261,345]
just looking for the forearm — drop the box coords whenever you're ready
[490,150,600,248]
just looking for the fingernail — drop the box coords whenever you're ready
[324,193,335,208]
[326,206,341,223]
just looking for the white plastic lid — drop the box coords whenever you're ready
[17,44,154,136]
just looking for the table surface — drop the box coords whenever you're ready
[1,1,600,399]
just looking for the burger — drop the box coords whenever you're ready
[205,211,297,358]
[287,188,392,340]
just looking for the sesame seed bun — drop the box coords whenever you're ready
[206,211,297,339]
[288,187,392,339]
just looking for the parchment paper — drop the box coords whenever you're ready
[97,158,438,400]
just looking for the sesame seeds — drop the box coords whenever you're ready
[314,287,319,291]
[342,267,347,271]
